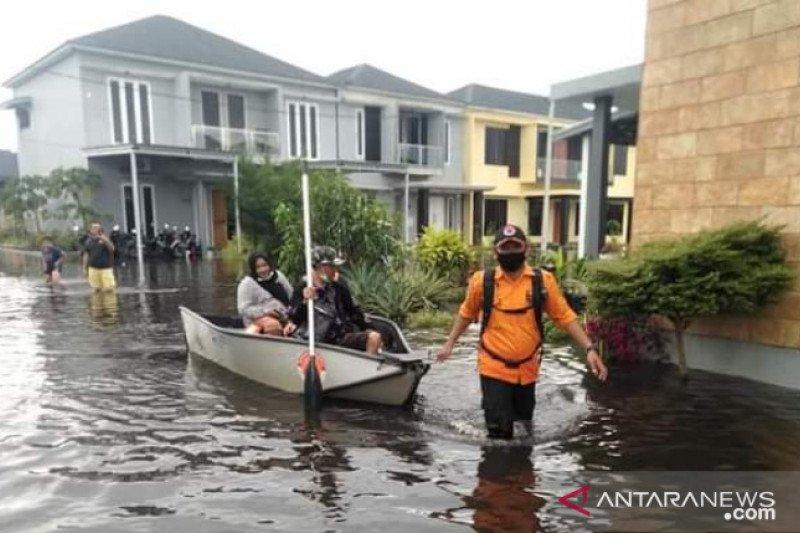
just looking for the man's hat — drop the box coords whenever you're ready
[312,245,346,267]
[493,224,527,247]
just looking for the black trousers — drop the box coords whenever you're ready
[480,375,536,439]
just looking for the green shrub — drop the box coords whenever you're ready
[588,221,793,374]
[606,219,622,236]
[415,226,473,282]
[344,261,458,326]
[274,169,400,279]
[407,309,454,330]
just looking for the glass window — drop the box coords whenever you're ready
[287,102,319,160]
[484,127,507,165]
[138,84,151,144]
[110,80,122,142]
[355,109,364,159]
[484,199,508,236]
[444,120,451,165]
[227,94,245,129]
[109,78,153,144]
[527,197,543,236]
[613,144,628,176]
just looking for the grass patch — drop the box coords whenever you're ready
[406,309,454,330]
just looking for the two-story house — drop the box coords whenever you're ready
[322,64,477,240]
[447,84,588,245]
[1,15,343,249]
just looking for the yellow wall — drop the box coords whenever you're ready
[462,106,637,244]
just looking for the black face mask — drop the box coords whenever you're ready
[497,252,526,272]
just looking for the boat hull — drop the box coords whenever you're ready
[180,307,427,406]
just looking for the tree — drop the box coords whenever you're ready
[588,221,793,375]
[273,168,401,279]
[46,167,102,226]
[0,175,48,233]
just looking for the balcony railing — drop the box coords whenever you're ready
[191,125,279,155]
[536,157,583,181]
[396,143,444,167]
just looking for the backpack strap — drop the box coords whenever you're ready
[532,268,545,344]
[480,268,495,336]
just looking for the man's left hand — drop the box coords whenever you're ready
[586,350,608,382]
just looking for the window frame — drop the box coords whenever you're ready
[483,198,508,236]
[107,76,155,145]
[355,107,365,160]
[16,107,30,130]
[444,120,451,165]
[484,127,508,166]
[286,100,320,160]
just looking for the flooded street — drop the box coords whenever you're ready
[2,249,800,532]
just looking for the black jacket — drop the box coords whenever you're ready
[288,279,368,342]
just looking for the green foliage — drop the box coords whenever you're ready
[606,219,622,236]
[407,309,454,330]
[588,221,793,373]
[344,261,458,325]
[274,169,400,279]
[230,158,300,253]
[46,167,102,225]
[0,175,48,232]
[539,245,590,295]
[415,226,473,282]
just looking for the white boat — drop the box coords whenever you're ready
[180,306,430,406]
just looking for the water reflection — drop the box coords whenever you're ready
[3,248,800,531]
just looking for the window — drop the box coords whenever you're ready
[227,94,245,129]
[574,201,581,236]
[109,78,153,144]
[613,144,628,176]
[355,108,364,159]
[287,101,319,159]
[444,196,457,230]
[527,197,543,236]
[607,201,625,237]
[484,199,508,236]
[16,108,30,130]
[444,120,451,165]
[485,127,507,165]
[484,126,520,176]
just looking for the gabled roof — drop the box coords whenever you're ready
[447,84,590,121]
[328,63,450,101]
[7,15,327,87]
[0,150,18,179]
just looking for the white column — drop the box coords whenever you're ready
[233,157,242,253]
[404,170,410,244]
[129,151,145,287]
[540,99,555,256]
[578,133,590,258]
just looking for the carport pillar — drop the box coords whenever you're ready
[404,169,410,244]
[233,157,242,254]
[584,96,612,259]
[540,99,556,256]
[129,151,146,287]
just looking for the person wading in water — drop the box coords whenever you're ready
[436,224,608,439]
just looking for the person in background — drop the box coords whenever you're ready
[237,252,293,336]
[109,224,125,267]
[284,246,382,355]
[41,236,64,285]
[82,222,116,292]
[436,224,608,440]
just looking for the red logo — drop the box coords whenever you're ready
[558,484,592,516]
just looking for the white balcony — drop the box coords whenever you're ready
[396,143,443,167]
[191,125,279,156]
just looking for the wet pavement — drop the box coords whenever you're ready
[2,249,800,532]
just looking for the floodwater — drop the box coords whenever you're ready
[2,249,800,532]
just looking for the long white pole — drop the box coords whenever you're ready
[233,157,242,254]
[301,165,315,356]
[540,99,555,257]
[129,151,145,287]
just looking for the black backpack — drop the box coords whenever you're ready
[478,267,547,368]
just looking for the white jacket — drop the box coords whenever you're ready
[236,272,293,327]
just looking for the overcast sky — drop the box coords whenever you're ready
[0,0,647,151]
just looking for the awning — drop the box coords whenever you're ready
[392,181,494,193]
[550,63,642,112]
[82,143,236,162]
[0,96,32,110]
[553,109,638,145]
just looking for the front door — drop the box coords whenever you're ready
[211,189,228,248]
[123,184,156,239]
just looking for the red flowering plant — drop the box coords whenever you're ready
[585,316,665,363]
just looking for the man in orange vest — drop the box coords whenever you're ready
[436,224,607,439]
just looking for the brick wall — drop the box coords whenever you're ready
[636,0,800,348]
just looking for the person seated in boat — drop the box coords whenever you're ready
[237,252,293,336]
[283,246,383,355]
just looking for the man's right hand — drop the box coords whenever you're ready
[302,286,316,301]
[283,322,297,336]
[436,341,454,363]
